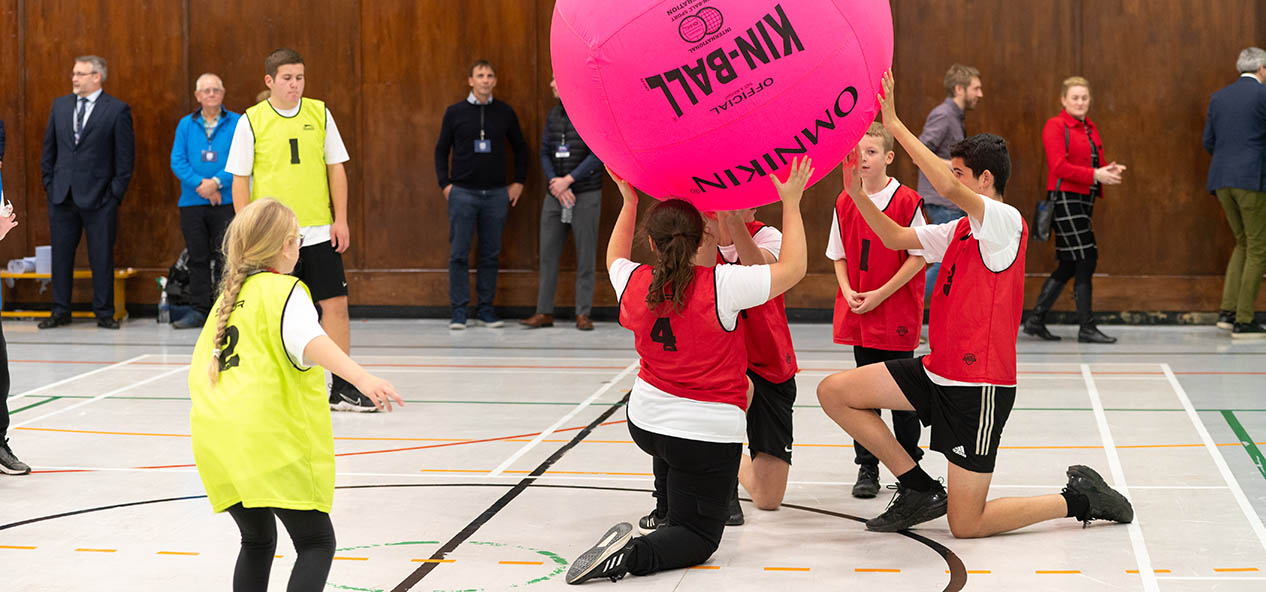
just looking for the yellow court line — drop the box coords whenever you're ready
[687,565,721,570]
[1214,567,1260,572]
[274,555,284,558]
[75,548,117,553]
[764,567,810,572]
[1036,570,1081,574]
[855,568,900,573]
[0,545,37,550]
[1126,569,1171,574]
[499,561,544,565]
[156,551,200,556]
[412,558,456,563]
[333,556,369,561]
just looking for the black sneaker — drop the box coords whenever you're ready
[637,510,667,535]
[1217,310,1236,330]
[852,464,881,499]
[1232,322,1266,340]
[329,383,379,413]
[0,439,31,475]
[865,481,948,532]
[1064,465,1133,527]
[727,492,744,526]
[566,522,633,585]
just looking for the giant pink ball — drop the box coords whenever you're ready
[551,0,893,210]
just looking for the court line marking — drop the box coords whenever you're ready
[12,366,189,429]
[1081,364,1158,592]
[1163,363,1266,555]
[7,354,149,401]
[1157,576,1266,581]
[486,361,638,477]
[1221,410,1266,480]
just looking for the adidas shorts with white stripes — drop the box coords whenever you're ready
[884,356,1016,473]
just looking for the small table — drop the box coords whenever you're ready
[0,268,138,321]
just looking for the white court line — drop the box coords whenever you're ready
[1156,576,1266,581]
[1163,363,1266,554]
[369,367,620,375]
[485,361,639,478]
[1082,364,1159,592]
[7,354,149,402]
[14,366,188,428]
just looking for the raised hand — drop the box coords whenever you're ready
[607,165,637,204]
[878,70,898,128]
[770,156,815,207]
[841,146,865,199]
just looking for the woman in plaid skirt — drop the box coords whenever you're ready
[1025,77,1127,343]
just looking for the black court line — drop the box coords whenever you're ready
[389,392,631,591]
[1,482,966,591]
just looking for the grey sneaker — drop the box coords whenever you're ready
[865,481,948,532]
[0,439,31,475]
[1064,465,1133,527]
[566,523,633,585]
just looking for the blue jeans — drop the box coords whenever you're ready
[923,202,965,302]
[448,185,509,315]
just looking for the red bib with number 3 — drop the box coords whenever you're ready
[619,264,749,410]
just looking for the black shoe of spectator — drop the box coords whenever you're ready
[1078,324,1116,344]
[37,315,71,329]
[96,317,120,329]
[1217,310,1235,330]
[1232,322,1266,340]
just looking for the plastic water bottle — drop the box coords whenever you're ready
[157,277,170,324]
[561,205,574,224]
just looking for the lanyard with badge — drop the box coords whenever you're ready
[555,120,571,160]
[200,113,220,162]
[474,104,491,153]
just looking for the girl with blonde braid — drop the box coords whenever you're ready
[188,198,403,591]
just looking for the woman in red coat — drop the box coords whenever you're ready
[1024,77,1127,343]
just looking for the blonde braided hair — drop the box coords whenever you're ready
[207,198,299,386]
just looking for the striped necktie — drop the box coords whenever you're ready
[74,97,87,144]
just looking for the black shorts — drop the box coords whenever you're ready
[884,356,1015,473]
[746,369,796,464]
[292,241,348,302]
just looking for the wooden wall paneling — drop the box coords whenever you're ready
[188,0,363,267]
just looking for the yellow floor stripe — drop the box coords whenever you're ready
[75,548,116,553]
[687,565,720,570]
[763,567,810,572]
[855,568,900,573]
[0,545,37,550]
[1214,568,1260,572]
[1036,570,1081,574]
[156,551,200,556]
[412,558,455,563]
[499,561,544,565]
[274,555,283,558]
[332,556,368,561]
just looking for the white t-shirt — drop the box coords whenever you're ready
[718,225,782,264]
[915,197,1024,387]
[280,282,328,368]
[610,257,771,443]
[225,100,350,245]
[826,178,926,261]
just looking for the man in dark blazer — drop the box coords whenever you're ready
[39,55,134,329]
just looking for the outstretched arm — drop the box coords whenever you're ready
[605,167,638,270]
[842,147,922,251]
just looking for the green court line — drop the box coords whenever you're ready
[8,396,62,414]
[1222,410,1266,481]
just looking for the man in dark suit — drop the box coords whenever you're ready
[39,55,134,329]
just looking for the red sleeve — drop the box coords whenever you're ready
[1043,117,1095,188]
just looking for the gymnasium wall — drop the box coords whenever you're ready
[0,0,1262,314]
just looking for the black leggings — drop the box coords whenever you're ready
[1050,257,1097,287]
[1048,257,1099,325]
[226,504,336,592]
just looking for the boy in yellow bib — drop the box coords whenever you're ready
[226,48,376,413]
[189,199,403,591]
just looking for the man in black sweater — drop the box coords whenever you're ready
[435,59,529,330]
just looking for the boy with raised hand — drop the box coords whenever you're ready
[816,72,1133,537]
[826,121,926,499]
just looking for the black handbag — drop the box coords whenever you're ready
[1031,126,1069,242]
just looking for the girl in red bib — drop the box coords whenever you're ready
[566,159,812,584]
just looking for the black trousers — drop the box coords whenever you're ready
[225,504,336,592]
[627,420,740,576]
[852,346,924,465]
[48,198,118,319]
[1,321,9,439]
[179,204,235,314]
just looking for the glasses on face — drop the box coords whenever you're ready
[72,71,96,78]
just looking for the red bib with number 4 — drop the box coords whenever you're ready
[619,264,749,410]
[833,186,925,351]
